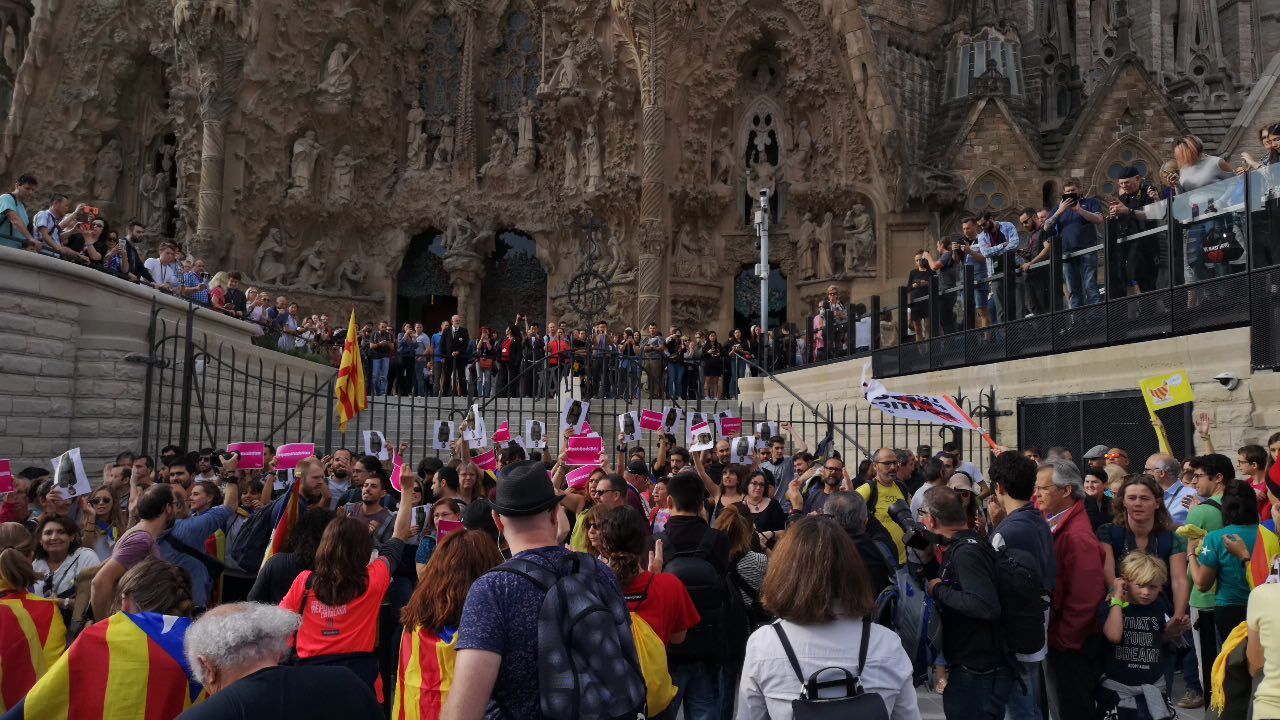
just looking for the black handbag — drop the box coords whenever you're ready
[771,619,890,720]
[1202,220,1244,264]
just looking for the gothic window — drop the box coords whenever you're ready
[969,175,1011,214]
[744,110,779,167]
[945,32,1024,101]
[420,16,462,117]
[1099,149,1151,197]
[494,12,539,116]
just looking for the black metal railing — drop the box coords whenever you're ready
[780,168,1280,378]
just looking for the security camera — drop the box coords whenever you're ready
[1213,372,1241,391]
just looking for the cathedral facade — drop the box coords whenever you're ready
[1,0,1276,333]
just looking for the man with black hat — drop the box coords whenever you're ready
[1106,166,1162,295]
[623,459,653,518]
[443,460,632,720]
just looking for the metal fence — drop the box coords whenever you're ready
[779,167,1280,378]
[1018,390,1195,467]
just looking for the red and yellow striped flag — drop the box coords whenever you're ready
[262,474,303,569]
[13,611,202,719]
[392,626,458,720]
[335,307,367,433]
[0,592,66,712]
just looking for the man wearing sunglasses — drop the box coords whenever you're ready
[789,455,847,515]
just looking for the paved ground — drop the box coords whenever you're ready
[912,682,1209,719]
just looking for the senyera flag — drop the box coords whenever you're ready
[263,469,304,568]
[860,364,993,449]
[335,307,368,433]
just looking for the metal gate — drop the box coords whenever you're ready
[1018,390,1195,466]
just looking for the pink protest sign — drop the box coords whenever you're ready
[388,457,405,492]
[580,420,595,436]
[566,464,598,490]
[639,409,663,431]
[274,443,315,471]
[492,420,511,443]
[474,449,497,471]
[226,442,265,470]
[0,459,11,494]
[437,519,464,539]
[566,435,603,465]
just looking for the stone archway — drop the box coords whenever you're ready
[478,229,548,329]
[395,229,456,332]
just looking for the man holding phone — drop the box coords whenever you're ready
[1047,178,1105,308]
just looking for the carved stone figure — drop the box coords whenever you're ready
[318,42,358,98]
[336,255,367,295]
[406,101,425,147]
[139,170,168,236]
[816,212,835,278]
[841,203,876,275]
[583,122,603,192]
[328,145,359,204]
[796,212,817,280]
[408,130,429,172]
[254,229,288,285]
[563,129,580,191]
[793,119,814,176]
[288,131,321,198]
[517,99,535,157]
[296,240,328,289]
[93,140,122,199]
[481,128,515,177]
[711,126,735,187]
[674,224,711,279]
[443,198,481,261]
[432,116,455,170]
[543,39,579,95]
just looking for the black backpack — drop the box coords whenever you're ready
[662,528,727,663]
[496,552,647,720]
[955,538,1048,656]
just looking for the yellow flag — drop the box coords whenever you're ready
[335,308,367,432]
[1139,370,1195,415]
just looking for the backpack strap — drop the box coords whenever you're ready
[771,621,807,686]
[856,619,872,677]
[1201,498,1222,512]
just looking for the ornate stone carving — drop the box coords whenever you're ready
[138,171,169,236]
[327,145,359,204]
[318,42,357,99]
[335,255,367,295]
[296,240,328,289]
[432,116,455,171]
[839,202,877,277]
[254,228,288,285]
[582,121,602,192]
[406,101,428,172]
[288,131,321,200]
[671,294,719,333]
[480,128,515,177]
[513,98,535,175]
[563,129,580,191]
[93,139,122,200]
[540,38,580,96]
[796,212,817,280]
[710,126,734,188]
[674,223,712,279]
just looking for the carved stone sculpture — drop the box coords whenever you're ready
[711,127,734,188]
[796,212,817,280]
[139,170,168,236]
[841,203,876,275]
[318,42,358,98]
[336,256,367,295]
[481,128,515,177]
[542,39,579,95]
[583,122,603,192]
[674,224,711,279]
[793,119,813,178]
[328,145,359,204]
[254,228,288,285]
[563,129,579,191]
[432,116,455,170]
[288,131,321,199]
[296,240,328,289]
[406,101,425,147]
[816,211,835,278]
[93,139,122,200]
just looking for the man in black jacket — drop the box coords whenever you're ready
[522,322,545,397]
[440,313,469,397]
[822,491,896,597]
[924,485,1013,719]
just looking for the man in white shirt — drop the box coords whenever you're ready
[144,242,184,293]
[33,194,86,263]
[1145,453,1195,524]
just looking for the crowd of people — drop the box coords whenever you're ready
[0,411,1277,720]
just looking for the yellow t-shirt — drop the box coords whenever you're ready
[857,480,907,564]
[1247,583,1280,718]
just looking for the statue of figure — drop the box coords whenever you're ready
[408,130,429,172]
[328,145,360,204]
[296,240,328,289]
[816,212,835,278]
[318,42,358,97]
[140,171,168,235]
[254,229,288,285]
[288,131,321,198]
[138,173,158,229]
[432,116,455,170]
[796,212,817,280]
[93,140,122,199]
[406,101,425,147]
[563,129,579,191]
[543,39,579,94]
[711,126,734,187]
[517,98,535,156]
[480,128,515,177]
[674,224,710,279]
[793,119,814,175]
[336,256,367,295]
[842,203,876,274]
[443,198,480,260]
[583,122,603,192]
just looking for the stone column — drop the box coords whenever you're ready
[452,2,478,181]
[443,254,483,330]
[626,1,672,327]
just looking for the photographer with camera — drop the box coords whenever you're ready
[1106,166,1162,295]
[1046,178,1105,308]
[33,195,87,264]
[922,485,1013,718]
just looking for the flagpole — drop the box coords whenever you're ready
[736,355,872,460]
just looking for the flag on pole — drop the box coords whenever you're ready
[262,474,302,568]
[335,308,367,433]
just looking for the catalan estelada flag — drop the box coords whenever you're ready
[393,626,458,720]
[262,472,303,569]
[7,612,202,720]
[335,307,367,433]
[0,592,66,712]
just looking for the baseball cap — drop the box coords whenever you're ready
[625,460,650,477]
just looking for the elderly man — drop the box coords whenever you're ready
[1035,459,1105,720]
[823,492,895,596]
[179,603,380,719]
[1145,453,1195,524]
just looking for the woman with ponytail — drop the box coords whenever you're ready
[0,522,67,713]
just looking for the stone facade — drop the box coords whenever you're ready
[0,0,1275,332]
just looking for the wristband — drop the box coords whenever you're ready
[1109,597,1129,608]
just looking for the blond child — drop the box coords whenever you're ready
[1097,552,1182,719]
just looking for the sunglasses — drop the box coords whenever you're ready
[823,466,842,472]
[89,497,112,506]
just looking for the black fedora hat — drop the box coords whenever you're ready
[489,460,561,517]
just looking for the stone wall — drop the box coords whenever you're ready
[0,246,332,472]
[741,326,1280,455]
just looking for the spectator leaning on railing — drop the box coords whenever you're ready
[0,173,39,251]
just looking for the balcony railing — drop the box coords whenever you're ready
[779,168,1280,379]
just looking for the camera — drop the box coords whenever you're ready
[887,499,941,551]
[1213,372,1241,391]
